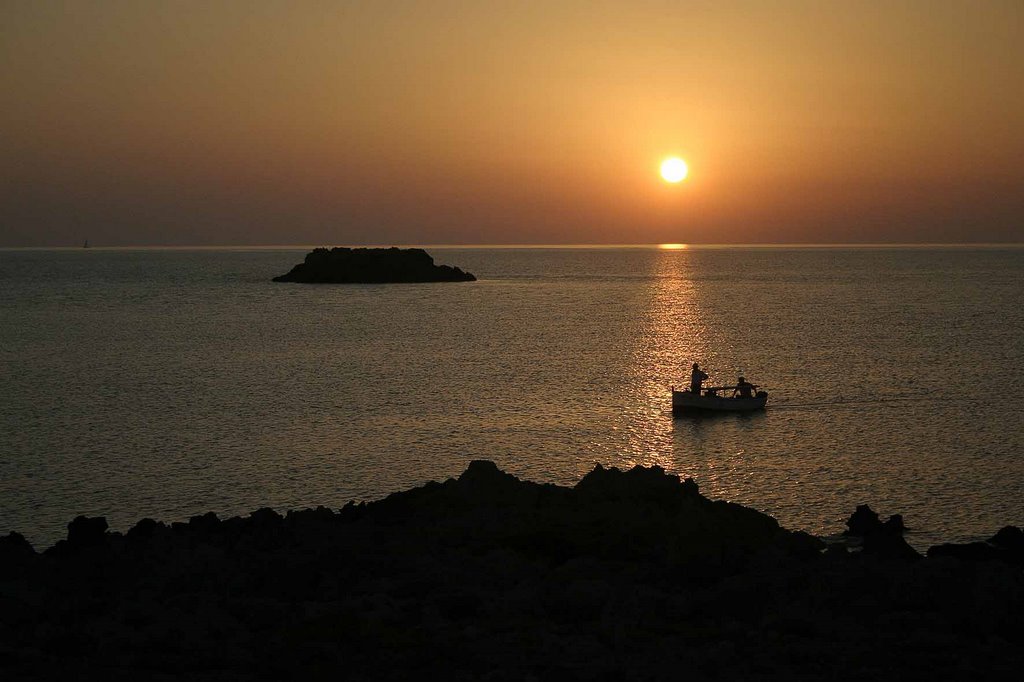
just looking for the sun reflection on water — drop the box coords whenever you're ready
[621,249,713,470]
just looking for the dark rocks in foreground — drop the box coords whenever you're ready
[929,524,1024,564]
[272,246,476,283]
[840,504,921,561]
[2,462,1024,681]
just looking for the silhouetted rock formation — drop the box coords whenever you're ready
[841,504,920,560]
[843,503,883,536]
[65,514,108,547]
[0,532,34,578]
[272,247,476,283]
[2,462,1023,680]
[928,525,1024,566]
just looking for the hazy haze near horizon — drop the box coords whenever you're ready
[3,1,1023,247]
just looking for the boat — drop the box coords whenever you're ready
[671,386,768,415]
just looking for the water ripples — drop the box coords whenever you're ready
[1,246,1022,549]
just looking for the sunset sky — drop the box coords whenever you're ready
[3,1,1023,246]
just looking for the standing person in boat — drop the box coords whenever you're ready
[690,363,709,395]
[732,376,755,399]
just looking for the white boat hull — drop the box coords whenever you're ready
[672,390,768,415]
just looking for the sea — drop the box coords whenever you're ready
[2,245,1023,550]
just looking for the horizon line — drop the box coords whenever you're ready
[3,241,1024,251]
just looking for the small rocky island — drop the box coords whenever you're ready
[272,247,476,283]
[2,461,1024,679]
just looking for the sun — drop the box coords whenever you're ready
[660,157,688,183]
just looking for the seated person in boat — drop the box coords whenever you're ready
[690,363,709,394]
[732,376,756,399]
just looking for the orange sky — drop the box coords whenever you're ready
[2,1,1023,246]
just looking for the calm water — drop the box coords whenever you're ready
[2,246,1023,549]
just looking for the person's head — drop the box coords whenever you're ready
[692,363,699,369]
[738,376,745,383]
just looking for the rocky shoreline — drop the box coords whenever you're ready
[272,247,476,283]
[2,461,1023,680]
